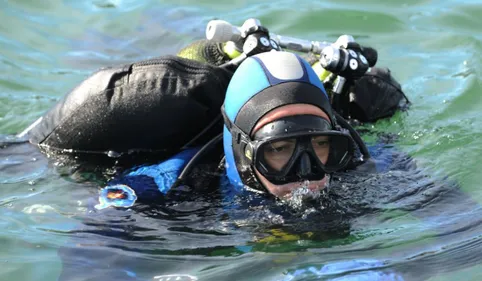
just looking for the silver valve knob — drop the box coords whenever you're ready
[206,20,242,43]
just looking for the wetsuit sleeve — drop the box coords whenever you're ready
[95,148,200,209]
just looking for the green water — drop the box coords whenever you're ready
[1,0,482,280]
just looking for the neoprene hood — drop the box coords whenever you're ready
[222,51,336,191]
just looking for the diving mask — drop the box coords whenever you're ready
[234,115,354,185]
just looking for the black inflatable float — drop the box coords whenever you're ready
[25,56,233,160]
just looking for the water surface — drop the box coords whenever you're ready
[1,0,482,280]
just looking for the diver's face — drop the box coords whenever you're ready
[252,104,331,199]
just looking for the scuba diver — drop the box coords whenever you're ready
[10,19,481,281]
[19,19,478,281]
[55,50,411,281]
[21,19,407,207]
[55,50,407,281]
[96,50,358,207]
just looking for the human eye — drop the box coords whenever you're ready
[267,143,288,152]
[266,140,295,153]
[312,136,330,147]
[317,140,329,147]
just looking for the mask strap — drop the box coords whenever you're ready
[221,105,252,145]
[333,111,370,160]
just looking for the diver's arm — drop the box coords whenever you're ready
[95,147,201,209]
[176,39,231,65]
[176,39,319,68]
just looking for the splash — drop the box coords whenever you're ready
[283,175,331,212]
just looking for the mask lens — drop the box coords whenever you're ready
[324,134,351,170]
[257,133,352,176]
[310,135,330,164]
[261,138,297,171]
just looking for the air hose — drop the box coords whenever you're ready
[333,111,370,160]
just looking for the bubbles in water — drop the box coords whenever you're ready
[287,185,320,209]
[285,182,319,209]
[23,204,56,214]
[153,274,198,281]
[107,150,121,158]
[301,207,317,220]
[282,176,331,212]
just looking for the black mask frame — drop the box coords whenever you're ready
[223,110,355,185]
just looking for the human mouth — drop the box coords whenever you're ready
[279,177,328,198]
